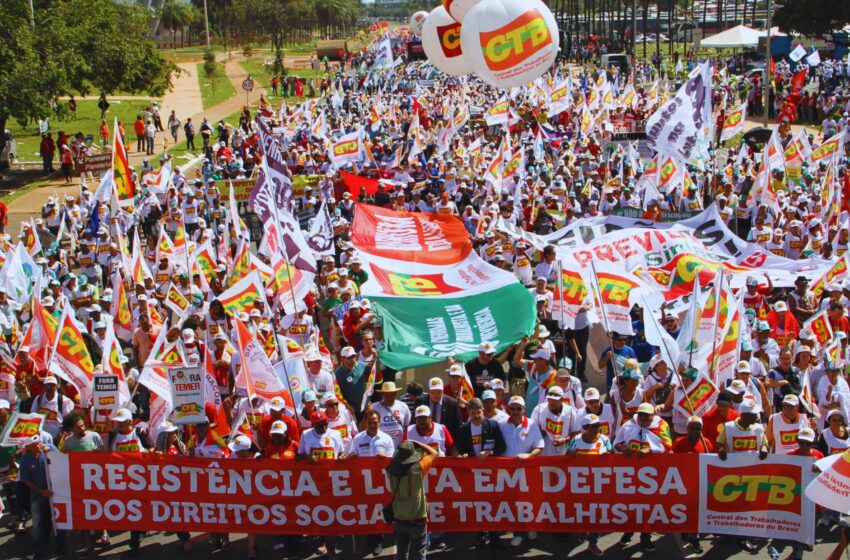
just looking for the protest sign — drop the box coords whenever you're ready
[166,366,206,424]
[47,453,815,544]
[93,374,120,410]
[0,413,45,447]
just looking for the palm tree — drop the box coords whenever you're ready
[159,0,181,48]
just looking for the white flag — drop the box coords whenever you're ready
[789,44,807,63]
[646,61,712,163]
[806,50,821,67]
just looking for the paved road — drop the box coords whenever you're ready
[0,514,842,560]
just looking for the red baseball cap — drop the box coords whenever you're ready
[310,411,328,425]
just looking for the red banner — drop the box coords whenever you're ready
[47,453,814,542]
[340,171,380,197]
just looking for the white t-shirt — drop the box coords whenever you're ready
[372,401,411,446]
[348,430,395,457]
[499,417,544,457]
[299,428,345,460]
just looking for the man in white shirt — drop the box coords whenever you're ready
[370,381,410,447]
[403,405,457,457]
[531,386,579,456]
[500,395,544,547]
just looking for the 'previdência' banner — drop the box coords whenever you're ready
[46,453,815,543]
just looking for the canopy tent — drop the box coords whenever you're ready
[700,25,788,48]
[700,25,762,48]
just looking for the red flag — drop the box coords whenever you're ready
[791,68,807,92]
[340,170,381,197]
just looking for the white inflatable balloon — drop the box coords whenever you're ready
[409,11,428,34]
[442,0,480,23]
[460,0,559,89]
[421,6,471,76]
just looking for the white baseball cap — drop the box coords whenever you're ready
[415,405,431,418]
[270,420,288,435]
[508,395,525,407]
[228,435,253,452]
[728,379,747,395]
[269,397,287,411]
[478,341,496,354]
[530,348,551,361]
[110,408,133,422]
[341,346,356,358]
[428,377,444,391]
[584,387,601,401]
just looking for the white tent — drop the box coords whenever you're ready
[700,25,762,48]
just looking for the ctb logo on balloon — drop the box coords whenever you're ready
[437,23,462,58]
[479,9,552,71]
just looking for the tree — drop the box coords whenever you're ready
[0,0,175,160]
[773,0,850,36]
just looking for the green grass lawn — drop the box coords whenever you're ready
[197,62,238,110]
[7,98,159,161]
[238,58,326,106]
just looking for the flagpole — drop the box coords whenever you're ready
[640,295,710,451]
[708,272,724,377]
[588,259,620,380]
[556,260,568,371]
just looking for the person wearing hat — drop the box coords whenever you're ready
[818,408,850,460]
[188,417,230,459]
[260,396,301,450]
[264,419,298,460]
[578,387,617,439]
[566,412,611,553]
[385,439,439,560]
[19,430,63,559]
[301,346,333,396]
[598,331,637,391]
[322,392,358,448]
[455,397,507,549]
[732,359,771,415]
[298,410,346,462]
[461,340,508,397]
[766,349,805,413]
[369,381,410,447]
[29,375,74,439]
[481,390,509,423]
[334,346,372,422]
[415,377,462,442]
[530,385,580,456]
[501,395,544,546]
[766,394,812,455]
[512,339,557,408]
[766,299,800,349]
[404,405,457,458]
[611,359,644,426]
[788,275,818,324]
[753,319,781,363]
[108,408,152,453]
[655,365,702,437]
[613,402,671,552]
[551,364,585,409]
[816,361,850,429]
[716,393,768,461]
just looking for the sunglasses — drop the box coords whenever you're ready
[637,412,652,417]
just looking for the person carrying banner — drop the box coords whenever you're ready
[19,435,64,559]
[567,413,612,556]
[673,415,713,554]
[501,395,544,547]
[613,402,672,551]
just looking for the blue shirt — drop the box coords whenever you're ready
[19,450,51,501]
[600,345,637,389]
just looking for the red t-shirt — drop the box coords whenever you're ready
[788,448,824,459]
[702,406,741,444]
[260,413,301,445]
[672,435,716,454]
[263,441,299,459]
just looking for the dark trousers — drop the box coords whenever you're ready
[31,497,65,556]
[186,133,195,150]
[567,326,590,379]
[136,134,145,152]
[42,155,54,172]
[395,522,427,560]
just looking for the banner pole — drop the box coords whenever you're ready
[588,259,620,381]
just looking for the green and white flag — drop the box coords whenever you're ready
[352,205,535,370]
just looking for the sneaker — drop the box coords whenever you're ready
[428,542,446,552]
[510,536,524,547]
[743,539,758,553]
[528,531,538,541]
[372,543,383,556]
[588,544,604,557]
[641,539,656,552]
[316,545,327,555]
[476,536,487,550]
[690,541,704,554]
[767,545,779,560]
[618,534,631,546]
